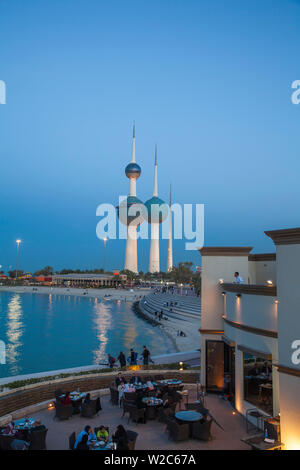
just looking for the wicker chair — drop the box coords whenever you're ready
[126,429,138,450]
[166,418,189,442]
[110,387,119,406]
[127,404,146,424]
[191,418,213,441]
[69,432,76,450]
[29,428,48,450]
[0,434,15,451]
[81,399,97,418]
[54,389,63,401]
[124,392,137,402]
[122,399,133,419]
[158,406,176,423]
[54,401,73,420]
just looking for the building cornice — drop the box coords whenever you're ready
[221,283,277,297]
[222,315,278,338]
[248,253,276,262]
[199,247,253,257]
[265,228,300,245]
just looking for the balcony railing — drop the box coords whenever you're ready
[221,283,277,297]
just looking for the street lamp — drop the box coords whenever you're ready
[16,239,22,281]
[103,237,108,272]
[180,283,183,296]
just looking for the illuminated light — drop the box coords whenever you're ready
[48,402,54,410]
[274,299,279,304]
[232,411,236,415]
[266,280,273,286]
[236,294,242,298]
[219,279,224,284]
[179,368,183,371]
[221,292,226,296]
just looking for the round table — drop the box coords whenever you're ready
[175,411,203,437]
[90,439,115,450]
[142,397,163,420]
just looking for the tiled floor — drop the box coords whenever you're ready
[31,385,249,450]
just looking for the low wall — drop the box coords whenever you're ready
[0,370,200,420]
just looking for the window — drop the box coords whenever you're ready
[243,353,273,414]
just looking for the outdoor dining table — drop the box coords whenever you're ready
[142,397,163,420]
[90,439,115,450]
[60,391,86,414]
[14,418,36,430]
[175,410,203,437]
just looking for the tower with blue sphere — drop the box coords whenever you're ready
[118,124,144,273]
[144,146,168,273]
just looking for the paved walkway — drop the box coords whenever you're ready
[31,385,249,450]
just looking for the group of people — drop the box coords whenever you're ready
[107,345,154,368]
[1,419,45,450]
[74,424,129,451]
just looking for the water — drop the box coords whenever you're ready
[0,291,175,378]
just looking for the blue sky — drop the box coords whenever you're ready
[0,0,300,273]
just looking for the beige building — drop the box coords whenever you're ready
[199,228,300,450]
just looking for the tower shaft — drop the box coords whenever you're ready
[149,222,160,273]
[167,184,173,272]
[125,226,138,273]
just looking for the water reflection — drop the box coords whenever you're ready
[92,301,111,364]
[6,294,24,375]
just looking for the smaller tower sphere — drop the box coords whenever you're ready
[144,196,168,224]
[125,163,141,179]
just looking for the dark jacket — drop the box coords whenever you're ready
[116,376,127,387]
[130,376,142,384]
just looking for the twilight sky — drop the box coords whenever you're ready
[0,0,300,273]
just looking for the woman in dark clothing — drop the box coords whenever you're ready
[83,393,91,405]
[76,434,90,451]
[112,425,129,450]
[118,351,127,368]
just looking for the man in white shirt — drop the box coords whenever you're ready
[234,272,244,284]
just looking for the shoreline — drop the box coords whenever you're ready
[0,285,197,358]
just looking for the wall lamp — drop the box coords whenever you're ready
[236,294,242,298]
[219,279,224,284]
[274,299,279,304]
[221,291,227,296]
[266,280,273,286]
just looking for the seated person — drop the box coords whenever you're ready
[31,419,46,432]
[83,393,91,405]
[130,372,142,385]
[146,380,154,390]
[76,434,90,451]
[74,425,96,449]
[115,372,127,387]
[61,391,71,405]
[112,425,129,450]
[4,421,17,435]
[96,426,109,443]
[249,363,261,376]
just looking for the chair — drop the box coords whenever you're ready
[69,432,76,450]
[54,389,63,401]
[124,392,137,402]
[127,404,146,424]
[81,399,97,418]
[126,430,138,450]
[0,434,15,451]
[29,428,48,450]
[54,401,73,420]
[166,418,189,442]
[191,418,213,441]
[122,399,133,419]
[110,387,119,406]
[95,396,102,414]
[158,406,176,423]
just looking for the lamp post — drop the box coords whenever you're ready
[16,239,21,281]
[180,283,183,296]
[103,238,108,272]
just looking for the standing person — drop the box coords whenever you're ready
[129,348,137,365]
[142,345,150,366]
[118,351,126,368]
[234,272,244,284]
[107,354,116,368]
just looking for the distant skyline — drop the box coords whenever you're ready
[1,0,300,273]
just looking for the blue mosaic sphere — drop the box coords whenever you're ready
[125,163,141,179]
[144,196,168,224]
[117,196,146,226]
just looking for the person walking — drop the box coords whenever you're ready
[141,345,151,366]
[107,354,116,368]
[129,348,137,365]
[118,351,126,368]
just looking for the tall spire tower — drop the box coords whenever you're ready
[167,184,173,272]
[118,123,144,273]
[145,146,168,273]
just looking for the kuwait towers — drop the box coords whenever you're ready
[145,146,168,273]
[167,184,173,272]
[118,124,144,273]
